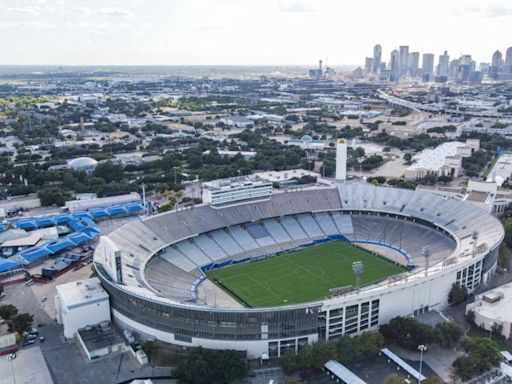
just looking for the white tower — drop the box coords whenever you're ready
[336,139,347,181]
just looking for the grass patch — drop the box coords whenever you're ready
[206,241,405,307]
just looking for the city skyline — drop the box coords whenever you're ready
[1,0,511,65]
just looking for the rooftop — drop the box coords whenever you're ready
[468,282,512,324]
[407,141,467,171]
[56,277,109,309]
[77,322,124,352]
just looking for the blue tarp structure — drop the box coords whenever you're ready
[0,258,22,272]
[10,200,143,265]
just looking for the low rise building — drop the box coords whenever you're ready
[466,282,512,340]
[0,324,16,354]
[55,277,111,339]
[76,322,126,360]
[64,192,141,213]
[405,140,479,179]
[202,177,273,206]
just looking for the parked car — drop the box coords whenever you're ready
[22,340,35,347]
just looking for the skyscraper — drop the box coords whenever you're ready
[364,57,374,76]
[390,49,400,81]
[373,44,382,74]
[422,53,435,81]
[457,55,472,82]
[408,52,420,77]
[492,50,503,67]
[437,51,450,77]
[506,47,512,65]
[399,45,409,76]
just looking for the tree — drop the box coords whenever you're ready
[384,373,406,384]
[448,284,468,305]
[280,350,298,373]
[38,187,70,207]
[380,317,436,350]
[434,322,463,348]
[0,304,18,321]
[93,161,124,183]
[174,347,248,384]
[9,313,33,333]
[452,337,501,380]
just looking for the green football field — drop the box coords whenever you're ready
[206,241,406,308]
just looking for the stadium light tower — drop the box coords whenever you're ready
[352,261,364,292]
[418,344,427,383]
[472,230,479,256]
[422,246,431,277]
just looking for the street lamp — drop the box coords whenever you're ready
[418,344,427,384]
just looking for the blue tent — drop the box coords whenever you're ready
[35,216,57,227]
[16,219,37,230]
[46,238,77,253]
[0,258,22,272]
[107,205,127,216]
[18,246,52,263]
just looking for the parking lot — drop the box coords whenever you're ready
[2,270,143,384]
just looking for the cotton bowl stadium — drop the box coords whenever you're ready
[93,181,504,358]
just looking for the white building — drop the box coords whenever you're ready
[405,140,479,179]
[64,192,141,213]
[55,277,111,339]
[202,178,273,206]
[466,282,512,339]
[220,116,253,128]
[336,139,347,181]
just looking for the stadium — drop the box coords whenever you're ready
[93,181,504,359]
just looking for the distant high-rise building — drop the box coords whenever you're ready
[390,49,400,81]
[457,55,472,82]
[373,44,382,74]
[408,52,420,77]
[449,59,460,79]
[506,47,512,65]
[437,51,450,77]
[492,50,503,67]
[364,57,374,76]
[422,53,435,81]
[399,45,409,76]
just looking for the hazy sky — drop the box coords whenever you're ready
[1,0,511,66]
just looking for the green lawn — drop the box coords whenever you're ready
[206,241,406,308]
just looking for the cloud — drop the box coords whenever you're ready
[0,21,54,30]
[484,3,512,17]
[7,7,39,15]
[72,7,91,15]
[96,7,134,18]
[278,0,315,13]
[458,1,512,18]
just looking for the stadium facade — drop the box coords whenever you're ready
[93,182,504,358]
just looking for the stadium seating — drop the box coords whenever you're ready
[176,240,212,266]
[296,214,324,239]
[193,234,227,261]
[263,219,292,243]
[313,213,339,236]
[228,226,260,250]
[280,216,308,240]
[210,229,244,256]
